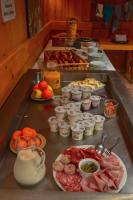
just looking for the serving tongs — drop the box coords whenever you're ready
[103,137,120,157]
[95,134,120,158]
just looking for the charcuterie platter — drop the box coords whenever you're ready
[53,145,127,193]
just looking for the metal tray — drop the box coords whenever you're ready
[0,70,133,199]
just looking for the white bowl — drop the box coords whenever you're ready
[78,158,100,178]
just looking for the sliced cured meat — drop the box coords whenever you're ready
[60,154,71,164]
[56,172,82,192]
[53,161,64,172]
[64,164,76,175]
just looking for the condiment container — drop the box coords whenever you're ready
[82,87,92,99]
[48,116,58,133]
[67,109,80,126]
[71,124,85,141]
[82,99,91,111]
[58,121,70,137]
[55,106,66,122]
[78,158,100,178]
[87,46,98,54]
[71,89,82,101]
[83,120,95,136]
[90,95,101,108]
[94,115,105,132]
[44,71,60,90]
[52,95,61,107]
[61,87,71,99]
[104,99,119,118]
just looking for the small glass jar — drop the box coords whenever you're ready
[104,99,119,118]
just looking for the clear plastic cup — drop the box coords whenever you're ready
[71,89,82,101]
[52,95,61,107]
[104,99,119,118]
[55,106,66,122]
[71,124,85,141]
[94,115,105,132]
[83,120,95,136]
[58,121,70,137]
[67,109,80,126]
[82,99,92,111]
[90,95,101,108]
[61,87,71,99]
[82,87,92,99]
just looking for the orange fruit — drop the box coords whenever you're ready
[35,137,41,147]
[22,127,37,138]
[16,138,27,149]
[27,138,36,147]
[12,130,22,141]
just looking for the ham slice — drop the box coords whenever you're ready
[81,154,124,192]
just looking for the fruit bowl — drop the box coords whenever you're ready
[10,127,46,154]
[31,80,54,101]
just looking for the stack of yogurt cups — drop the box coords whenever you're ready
[48,85,105,140]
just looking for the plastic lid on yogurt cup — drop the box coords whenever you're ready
[94,115,105,122]
[90,95,101,101]
[71,124,85,133]
[48,116,58,124]
[55,106,66,113]
[67,109,79,116]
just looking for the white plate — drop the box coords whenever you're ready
[53,145,127,193]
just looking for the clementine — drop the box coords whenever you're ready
[16,138,27,149]
[35,137,41,147]
[12,130,22,141]
[27,138,36,147]
[22,127,37,138]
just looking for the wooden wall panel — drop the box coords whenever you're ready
[43,0,92,22]
[0,0,27,59]
[0,22,51,108]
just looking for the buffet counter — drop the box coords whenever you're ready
[32,40,115,71]
[0,69,133,199]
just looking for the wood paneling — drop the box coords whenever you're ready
[43,0,92,22]
[0,22,51,108]
[0,0,27,59]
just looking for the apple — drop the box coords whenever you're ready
[33,83,39,91]
[42,89,53,99]
[38,80,48,90]
[32,89,42,99]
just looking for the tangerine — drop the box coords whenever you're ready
[22,127,37,138]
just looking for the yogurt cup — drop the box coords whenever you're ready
[67,109,80,126]
[55,106,66,122]
[82,99,92,111]
[58,121,70,137]
[71,89,82,101]
[61,87,71,99]
[73,102,82,112]
[60,97,70,106]
[83,120,95,136]
[80,112,94,120]
[94,115,105,132]
[52,95,61,107]
[48,116,58,133]
[82,87,92,99]
[71,124,85,141]
[90,95,101,108]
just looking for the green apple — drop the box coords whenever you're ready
[32,89,42,99]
